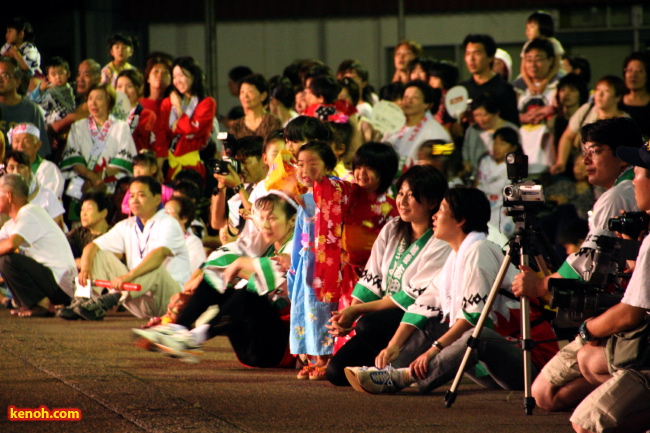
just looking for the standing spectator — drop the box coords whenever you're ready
[0,174,75,317]
[392,40,422,84]
[382,80,450,172]
[552,75,628,175]
[116,69,157,153]
[1,17,42,92]
[460,34,520,126]
[158,56,216,183]
[621,52,650,139]
[0,56,50,157]
[101,33,137,88]
[229,74,281,139]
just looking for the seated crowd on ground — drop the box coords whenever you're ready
[2,12,650,433]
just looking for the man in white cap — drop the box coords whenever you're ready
[8,122,64,198]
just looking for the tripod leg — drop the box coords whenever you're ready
[520,295,536,415]
[445,252,513,408]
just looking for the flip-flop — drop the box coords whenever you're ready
[17,306,55,318]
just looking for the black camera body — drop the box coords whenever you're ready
[608,211,649,239]
[549,235,640,327]
[207,157,240,175]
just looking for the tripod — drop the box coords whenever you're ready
[444,204,550,415]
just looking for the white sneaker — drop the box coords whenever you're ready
[132,324,181,346]
[344,366,377,392]
[354,366,405,394]
[153,330,204,364]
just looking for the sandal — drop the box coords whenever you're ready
[309,366,327,381]
[297,365,315,380]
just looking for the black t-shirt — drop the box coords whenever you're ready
[461,74,520,127]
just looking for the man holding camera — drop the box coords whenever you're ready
[210,135,271,248]
[565,142,650,433]
[512,117,644,412]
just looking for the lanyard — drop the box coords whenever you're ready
[385,228,433,295]
[262,234,293,257]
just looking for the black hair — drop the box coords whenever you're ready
[130,175,162,196]
[270,77,295,109]
[407,56,437,81]
[379,82,405,102]
[308,75,340,104]
[470,92,500,114]
[596,75,627,98]
[581,117,644,152]
[255,193,298,221]
[87,82,117,111]
[81,190,111,213]
[524,38,555,59]
[236,135,264,160]
[172,56,208,100]
[6,17,34,42]
[338,77,360,106]
[352,142,399,195]
[328,122,353,160]
[462,34,497,58]
[106,33,138,53]
[337,59,374,104]
[284,116,331,144]
[5,149,30,167]
[132,150,158,168]
[117,68,144,94]
[624,52,650,92]
[45,56,70,75]
[527,11,555,37]
[143,52,173,98]
[493,127,522,154]
[404,80,441,113]
[227,106,244,121]
[445,187,490,234]
[228,66,253,82]
[172,177,201,202]
[0,56,21,82]
[282,61,302,87]
[563,55,591,85]
[264,129,285,150]
[240,73,270,105]
[174,169,204,192]
[428,60,459,90]
[298,141,337,172]
[556,73,589,107]
[304,64,334,84]
[395,165,448,244]
[167,195,196,228]
[558,218,589,246]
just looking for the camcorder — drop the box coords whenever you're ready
[502,152,545,210]
[208,132,240,175]
[549,235,641,327]
[608,211,649,239]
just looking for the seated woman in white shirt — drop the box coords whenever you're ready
[164,195,206,273]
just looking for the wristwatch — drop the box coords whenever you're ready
[232,183,244,193]
[579,321,598,342]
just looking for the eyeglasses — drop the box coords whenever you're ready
[581,146,612,159]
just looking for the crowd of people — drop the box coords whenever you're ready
[1,11,650,433]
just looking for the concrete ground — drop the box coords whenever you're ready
[0,309,574,433]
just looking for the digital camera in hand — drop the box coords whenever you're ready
[207,158,240,175]
[608,212,650,240]
[549,235,641,327]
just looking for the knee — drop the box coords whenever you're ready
[325,357,349,386]
[532,376,560,411]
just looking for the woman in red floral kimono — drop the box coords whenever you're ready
[312,142,399,352]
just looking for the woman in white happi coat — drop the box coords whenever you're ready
[326,165,452,386]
